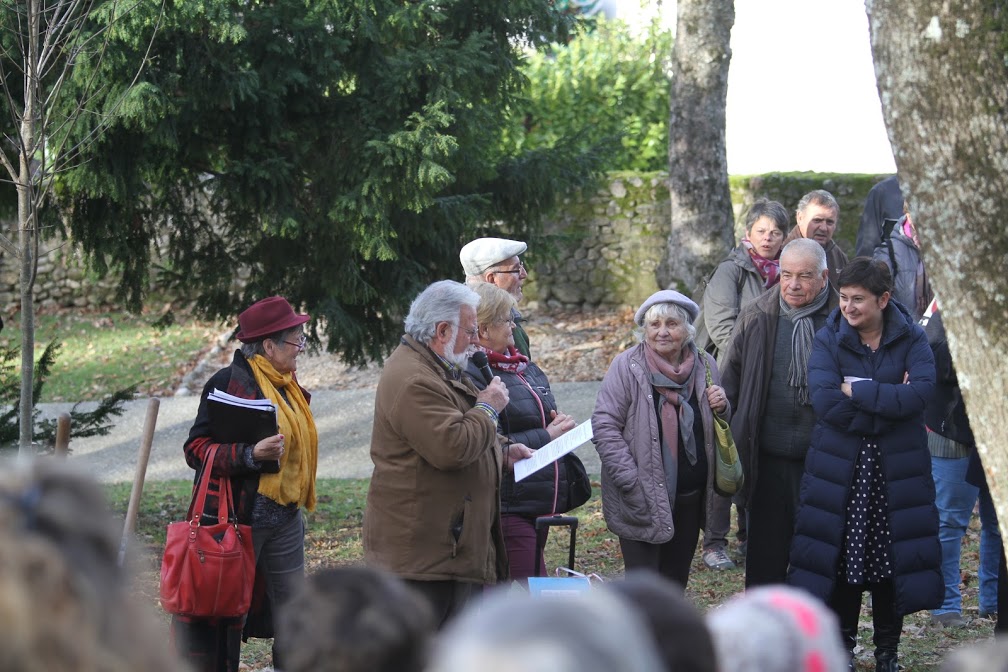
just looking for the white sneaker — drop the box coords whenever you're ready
[703,547,735,570]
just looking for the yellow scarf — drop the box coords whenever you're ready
[248,355,318,511]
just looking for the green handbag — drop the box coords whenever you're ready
[704,357,744,497]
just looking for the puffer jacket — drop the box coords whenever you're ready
[465,358,574,516]
[592,343,728,544]
[787,301,941,615]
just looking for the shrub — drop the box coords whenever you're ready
[503,14,673,172]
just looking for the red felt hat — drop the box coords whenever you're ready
[235,296,310,343]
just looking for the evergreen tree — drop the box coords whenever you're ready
[55,0,603,364]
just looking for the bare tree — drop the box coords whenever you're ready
[866,2,1008,523]
[662,0,736,294]
[0,0,159,454]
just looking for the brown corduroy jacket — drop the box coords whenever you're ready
[363,335,508,584]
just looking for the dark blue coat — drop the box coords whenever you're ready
[788,300,942,616]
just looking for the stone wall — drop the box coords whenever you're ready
[523,173,671,311]
[0,171,890,314]
[0,236,122,312]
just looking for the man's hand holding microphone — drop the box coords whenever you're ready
[475,373,533,471]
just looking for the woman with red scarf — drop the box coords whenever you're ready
[592,290,730,589]
[694,198,788,571]
[464,283,584,583]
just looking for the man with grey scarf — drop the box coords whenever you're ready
[720,239,838,587]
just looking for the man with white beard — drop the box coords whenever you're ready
[364,280,531,627]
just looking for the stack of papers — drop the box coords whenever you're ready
[207,389,280,472]
[514,421,593,482]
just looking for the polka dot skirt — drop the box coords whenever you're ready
[840,438,893,584]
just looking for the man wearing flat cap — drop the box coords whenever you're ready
[460,237,531,357]
[719,239,838,587]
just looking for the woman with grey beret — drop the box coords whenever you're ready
[591,290,730,589]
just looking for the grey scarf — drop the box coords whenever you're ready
[648,363,701,466]
[778,284,830,405]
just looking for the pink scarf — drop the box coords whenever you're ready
[643,343,702,465]
[741,236,781,288]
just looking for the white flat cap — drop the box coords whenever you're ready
[459,237,527,276]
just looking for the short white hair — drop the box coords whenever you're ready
[634,301,697,344]
[428,590,664,672]
[404,280,480,345]
[781,238,828,274]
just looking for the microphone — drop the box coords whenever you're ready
[471,351,495,386]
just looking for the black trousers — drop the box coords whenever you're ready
[745,454,804,587]
[403,579,474,630]
[619,488,703,590]
[829,578,903,654]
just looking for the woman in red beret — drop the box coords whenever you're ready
[171,296,319,672]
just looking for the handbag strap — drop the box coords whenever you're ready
[703,354,714,388]
[187,445,236,525]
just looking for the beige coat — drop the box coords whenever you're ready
[364,335,507,583]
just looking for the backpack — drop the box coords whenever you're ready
[691,262,747,360]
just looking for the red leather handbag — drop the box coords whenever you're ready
[159,445,255,618]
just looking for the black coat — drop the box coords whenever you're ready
[787,301,942,615]
[923,311,974,447]
[465,358,574,516]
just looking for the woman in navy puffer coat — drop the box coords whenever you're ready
[788,258,940,672]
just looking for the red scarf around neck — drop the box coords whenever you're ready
[482,345,529,374]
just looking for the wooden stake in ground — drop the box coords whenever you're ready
[54,413,70,457]
[118,397,159,566]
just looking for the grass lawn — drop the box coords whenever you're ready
[108,478,996,671]
[1,309,226,402]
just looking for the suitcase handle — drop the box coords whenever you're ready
[534,515,579,577]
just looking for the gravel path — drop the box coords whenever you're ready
[50,309,633,483]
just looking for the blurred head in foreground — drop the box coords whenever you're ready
[707,585,848,672]
[0,458,183,672]
[276,565,435,672]
[608,570,717,672]
[427,588,664,672]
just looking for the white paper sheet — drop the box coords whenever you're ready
[514,420,593,482]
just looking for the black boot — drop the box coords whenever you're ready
[872,611,902,670]
[841,627,857,671]
[874,648,898,672]
[830,582,864,672]
[870,581,902,672]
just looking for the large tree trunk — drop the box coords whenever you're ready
[662,0,736,295]
[866,1,1008,528]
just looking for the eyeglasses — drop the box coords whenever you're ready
[452,323,479,339]
[494,318,516,327]
[492,260,526,275]
[282,334,307,350]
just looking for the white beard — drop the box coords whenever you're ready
[444,348,472,369]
